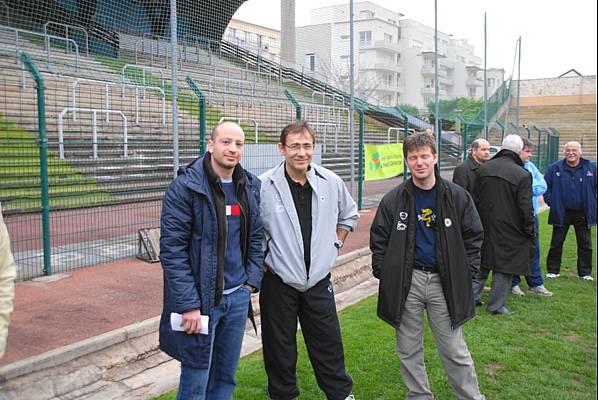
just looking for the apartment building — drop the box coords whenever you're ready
[295,1,504,108]
[223,18,281,61]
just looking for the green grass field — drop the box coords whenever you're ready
[154,210,597,399]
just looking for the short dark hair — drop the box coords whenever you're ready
[280,121,316,145]
[521,137,533,150]
[403,132,437,158]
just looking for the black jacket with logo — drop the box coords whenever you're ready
[370,174,484,329]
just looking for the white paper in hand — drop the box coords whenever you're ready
[170,312,209,335]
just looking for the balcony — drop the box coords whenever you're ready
[439,57,455,69]
[421,87,447,96]
[466,78,483,87]
[439,76,453,86]
[363,63,402,74]
[373,40,401,53]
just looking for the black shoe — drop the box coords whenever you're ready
[490,307,514,315]
[475,300,484,306]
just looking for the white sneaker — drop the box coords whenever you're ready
[510,285,525,296]
[345,395,356,400]
[528,285,553,297]
[546,273,560,279]
[581,275,594,281]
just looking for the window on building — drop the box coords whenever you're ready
[360,10,374,19]
[411,39,423,48]
[384,33,393,43]
[385,74,393,86]
[425,79,434,88]
[306,53,316,71]
[468,88,476,98]
[359,31,372,46]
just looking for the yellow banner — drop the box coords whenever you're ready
[364,143,404,181]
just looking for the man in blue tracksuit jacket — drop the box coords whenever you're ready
[544,141,597,281]
[159,121,264,399]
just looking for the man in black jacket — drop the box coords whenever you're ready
[370,133,485,400]
[452,138,491,196]
[472,134,535,315]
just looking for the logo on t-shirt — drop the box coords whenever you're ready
[226,204,241,216]
[418,208,436,228]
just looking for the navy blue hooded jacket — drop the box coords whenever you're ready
[544,158,597,228]
[159,154,264,368]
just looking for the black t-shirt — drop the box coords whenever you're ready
[285,169,313,274]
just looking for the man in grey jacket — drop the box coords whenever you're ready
[259,121,358,400]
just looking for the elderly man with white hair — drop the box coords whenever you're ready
[544,141,596,281]
[472,135,536,315]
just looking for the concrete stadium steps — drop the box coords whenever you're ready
[505,104,597,161]
[2,27,428,212]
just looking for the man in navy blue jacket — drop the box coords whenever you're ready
[544,141,597,281]
[159,121,264,399]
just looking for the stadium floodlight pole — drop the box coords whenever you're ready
[434,0,440,160]
[170,0,179,177]
[483,12,488,139]
[516,36,521,131]
[349,0,355,196]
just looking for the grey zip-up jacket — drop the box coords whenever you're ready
[260,162,359,291]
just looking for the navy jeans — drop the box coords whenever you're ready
[513,215,544,288]
[176,286,251,400]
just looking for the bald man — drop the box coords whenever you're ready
[544,141,596,281]
[452,138,491,197]
[159,121,264,399]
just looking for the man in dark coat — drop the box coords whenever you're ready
[159,121,264,399]
[452,138,491,196]
[472,134,535,315]
[371,133,485,400]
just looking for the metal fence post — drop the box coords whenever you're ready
[186,75,207,155]
[356,106,365,210]
[284,89,301,120]
[18,52,52,276]
[402,114,410,182]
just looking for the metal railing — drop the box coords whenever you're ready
[43,21,89,57]
[312,90,345,106]
[0,24,80,71]
[120,64,165,96]
[218,116,259,143]
[71,77,166,125]
[310,122,339,153]
[58,107,128,159]
[209,77,255,107]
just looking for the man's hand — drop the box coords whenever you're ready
[181,309,203,335]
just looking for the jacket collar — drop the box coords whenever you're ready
[494,149,523,166]
[179,153,249,194]
[269,161,325,196]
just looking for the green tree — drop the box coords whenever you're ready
[426,98,483,121]
[396,103,420,117]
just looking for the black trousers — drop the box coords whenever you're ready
[259,270,353,400]
[546,209,593,277]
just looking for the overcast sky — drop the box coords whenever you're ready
[234,0,597,80]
